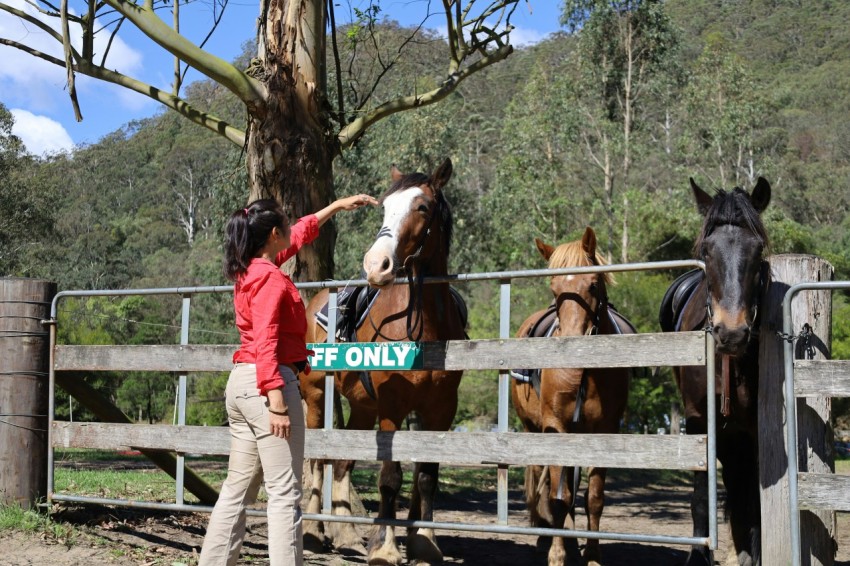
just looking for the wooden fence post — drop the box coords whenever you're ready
[759,254,835,565]
[0,278,56,509]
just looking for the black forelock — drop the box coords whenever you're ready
[381,173,431,201]
[694,187,769,257]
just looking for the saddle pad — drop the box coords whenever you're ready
[659,269,704,333]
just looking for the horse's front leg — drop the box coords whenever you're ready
[583,466,607,566]
[329,403,376,553]
[546,464,581,566]
[406,461,443,565]
[367,417,405,566]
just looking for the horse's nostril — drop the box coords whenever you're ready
[381,258,391,272]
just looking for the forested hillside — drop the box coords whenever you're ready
[2,0,849,429]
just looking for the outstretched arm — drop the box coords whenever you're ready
[314,194,379,227]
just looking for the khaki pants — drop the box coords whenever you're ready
[199,363,305,566]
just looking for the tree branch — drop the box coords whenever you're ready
[100,14,125,65]
[0,3,78,56]
[180,0,229,87]
[338,43,513,148]
[0,37,64,66]
[102,0,266,109]
[0,37,245,146]
[60,0,83,121]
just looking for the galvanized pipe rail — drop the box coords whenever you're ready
[782,280,850,566]
[46,259,718,550]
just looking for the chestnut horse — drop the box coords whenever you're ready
[660,177,771,566]
[302,158,465,565]
[512,227,632,566]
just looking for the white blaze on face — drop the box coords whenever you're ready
[363,187,424,283]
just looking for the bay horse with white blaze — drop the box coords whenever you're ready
[512,227,632,566]
[302,158,465,565]
[659,177,771,566]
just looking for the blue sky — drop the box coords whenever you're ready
[0,1,563,155]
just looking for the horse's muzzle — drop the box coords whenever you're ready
[713,323,750,355]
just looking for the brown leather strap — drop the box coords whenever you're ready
[721,355,732,418]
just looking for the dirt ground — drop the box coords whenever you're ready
[2,465,849,566]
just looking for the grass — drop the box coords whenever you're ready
[54,449,229,503]
[0,504,79,547]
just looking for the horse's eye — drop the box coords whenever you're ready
[418,204,429,214]
[589,283,598,294]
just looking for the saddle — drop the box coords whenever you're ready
[315,285,469,342]
[314,284,469,400]
[659,269,704,333]
[511,303,636,399]
[315,285,379,343]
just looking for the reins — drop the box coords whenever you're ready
[702,258,768,419]
[367,199,441,342]
[552,282,609,516]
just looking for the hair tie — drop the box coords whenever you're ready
[243,208,250,215]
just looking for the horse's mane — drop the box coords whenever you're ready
[693,187,769,257]
[381,172,453,254]
[547,239,613,286]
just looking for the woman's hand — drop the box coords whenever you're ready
[336,194,379,211]
[267,388,291,438]
[315,194,379,226]
[269,410,292,439]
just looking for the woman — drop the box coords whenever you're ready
[199,193,378,566]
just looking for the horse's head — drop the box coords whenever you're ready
[537,227,611,337]
[363,158,453,287]
[691,177,771,356]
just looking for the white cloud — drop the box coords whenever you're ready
[10,108,74,155]
[508,26,549,47]
[0,0,146,111]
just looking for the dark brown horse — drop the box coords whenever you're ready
[512,227,632,566]
[303,158,465,565]
[660,177,771,566]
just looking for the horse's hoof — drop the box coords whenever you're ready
[548,546,566,566]
[367,545,404,566]
[407,529,443,564]
[302,531,327,554]
[583,547,603,566]
[367,526,403,566]
[329,521,365,553]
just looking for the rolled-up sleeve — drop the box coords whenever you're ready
[276,214,319,265]
[251,271,286,395]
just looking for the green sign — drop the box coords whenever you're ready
[307,342,423,371]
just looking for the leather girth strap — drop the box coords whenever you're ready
[721,355,732,418]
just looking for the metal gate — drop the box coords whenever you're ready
[47,260,719,550]
[783,280,850,566]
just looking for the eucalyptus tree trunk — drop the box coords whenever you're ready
[247,0,336,282]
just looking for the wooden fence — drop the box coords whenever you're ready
[51,332,710,471]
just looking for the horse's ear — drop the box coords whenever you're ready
[535,238,554,261]
[750,177,771,212]
[581,227,597,257]
[430,158,453,191]
[391,164,404,182]
[690,177,713,216]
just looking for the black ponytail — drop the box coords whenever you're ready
[223,199,288,281]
